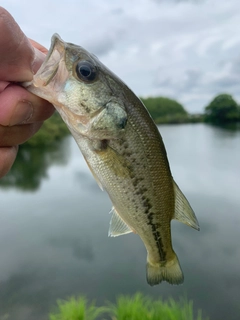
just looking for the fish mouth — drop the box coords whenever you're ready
[32,33,66,87]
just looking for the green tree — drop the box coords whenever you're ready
[204,94,240,124]
[140,96,189,124]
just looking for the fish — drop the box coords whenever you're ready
[23,34,199,286]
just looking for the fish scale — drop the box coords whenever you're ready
[23,33,200,286]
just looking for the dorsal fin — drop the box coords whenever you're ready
[173,181,200,231]
[108,207,132,237]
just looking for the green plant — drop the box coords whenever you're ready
[48,294,208,320]
[204,93,240,124]
[109,293,151,320]
[109,293,206,320]
[49,296,107,320]
[141,96,188,120]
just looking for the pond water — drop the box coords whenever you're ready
[0,123,239,320]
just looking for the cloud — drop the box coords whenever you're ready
[1,0,240,112]
[82,28,124,57]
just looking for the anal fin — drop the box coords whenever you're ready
[108,207,132,237]
[173,181,200,231]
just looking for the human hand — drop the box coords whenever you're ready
[0,7,55,178]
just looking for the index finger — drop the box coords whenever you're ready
[0,6,34,81]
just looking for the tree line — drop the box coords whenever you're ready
[141,93,240,125]
[140,96,202,124]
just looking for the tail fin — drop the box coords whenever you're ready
[146,253,184,286]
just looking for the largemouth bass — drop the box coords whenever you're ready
[24,34,199,286]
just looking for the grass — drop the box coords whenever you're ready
[49,296,107,320]
[48,293,208,320]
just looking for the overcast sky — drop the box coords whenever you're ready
[2,0,240,112]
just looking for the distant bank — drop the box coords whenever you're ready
[141,96,203,124]
[141,93,240,125]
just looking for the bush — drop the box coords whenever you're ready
[204,94,240,124]
[141,96,187,120]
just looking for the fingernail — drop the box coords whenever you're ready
[9,100,33,126]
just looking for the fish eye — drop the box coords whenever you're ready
[75,61,97,82]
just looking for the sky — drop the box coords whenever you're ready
[2,0,240,113]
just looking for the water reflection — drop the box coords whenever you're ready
[0,124,239,320]
[47,236,94,262]
[0,138,70,191]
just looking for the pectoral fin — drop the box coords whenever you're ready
[173,181,200,231]
[82,143,131,191]
[96,144,131,179]
[108,207,132,237]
